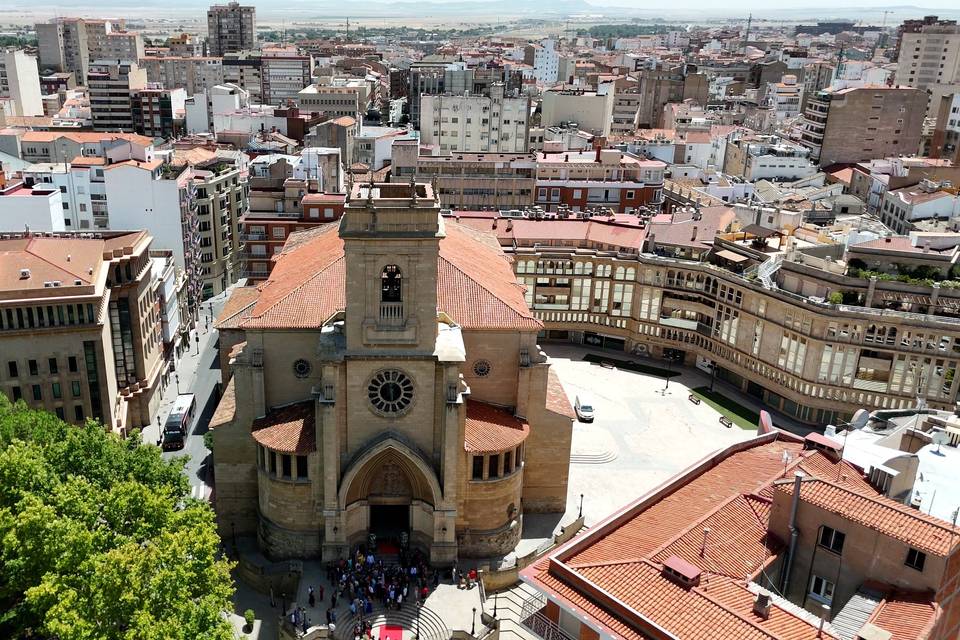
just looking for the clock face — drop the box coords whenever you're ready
[367,369,414,416]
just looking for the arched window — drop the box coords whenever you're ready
[381,265,402,302]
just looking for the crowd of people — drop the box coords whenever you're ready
[301,542,442,639]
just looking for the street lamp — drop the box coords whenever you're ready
[471,607,476,636]
[709,360,718,392]
[175,373,180,394]
[415,600,422,640]
[195,332,200,355]
[578,493,584,519]
[493,592,498,617]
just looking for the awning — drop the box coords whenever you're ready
[742,223,781,239]
[715,249,749,263]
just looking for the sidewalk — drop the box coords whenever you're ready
[141,288,232,446]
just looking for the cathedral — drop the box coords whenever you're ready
[211,181,574,564]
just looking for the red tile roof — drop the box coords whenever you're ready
[865,592,940,640]
[215,286,260,330]
[251,401,316,454]
[464,400,529,454]
[774,478,958,556]
[238,221,540,331]
[520,434,892,640]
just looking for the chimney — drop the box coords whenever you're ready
[752,591,771,620]
[506,219,513,231]
[492,218,498,229]
[595,145,602,163]
[691,225,699,241]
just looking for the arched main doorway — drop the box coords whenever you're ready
[338,439,444,555]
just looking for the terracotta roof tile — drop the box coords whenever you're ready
[251,401,316,454]
[464,400,529,454]
[239,222,540,331]
[866,592,940,640]
[775,478,958,556]
[215,286,261,330]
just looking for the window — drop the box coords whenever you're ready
[12,386,21,401]
[32,384,42,401]
[381,265,402,302]
[281,454,292,478]
[809,575,834,604]
[71,380,81,397]
[271,227,285,239]
[906,548,926,572]
[488,454,500,479]
[296,455,308,479]
[74,405,84,421]
[269,451,277,475]
[472,456,484,480]
[52,382,62,399]
[504,450,513,474]
[29,359,38,376]
[7,361,17,378]
[48,357,58,374]
[55,407,65,420]
[818,526,845,554]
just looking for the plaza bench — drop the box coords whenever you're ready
[688,394,701,405]
[719,416,733,428]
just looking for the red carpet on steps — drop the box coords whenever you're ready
[377,540,400,555]
[378,625,404,640]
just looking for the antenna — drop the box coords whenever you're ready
[743,13,752,53]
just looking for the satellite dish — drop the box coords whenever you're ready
[932,430,950,455]
[849,409,870,430]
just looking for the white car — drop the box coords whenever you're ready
[575,395,594,422]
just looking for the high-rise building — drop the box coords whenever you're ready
[0,49,44,117]
[206,2,256,57]
[222,51,262,103]
[0,230,164,434]
[35,18,127,82]
[895,21,960,116]
[260,46,312,106]
[419,85,531,153]
[130,86,187,139]
[798,85,927,167]
[87,60,148,131]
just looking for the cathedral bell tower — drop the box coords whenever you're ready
[340,180,444,354]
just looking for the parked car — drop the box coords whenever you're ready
[575,395,594,422]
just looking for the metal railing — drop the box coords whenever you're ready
[379,301,404,325]
[520,593,577,640]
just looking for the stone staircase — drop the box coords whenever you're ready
[485,583,546,640]
[333,601,449,640]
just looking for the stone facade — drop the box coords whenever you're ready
[212,182,573,564]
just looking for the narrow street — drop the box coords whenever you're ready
[140,287,233,502]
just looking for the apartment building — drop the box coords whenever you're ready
[141,56,225,98]
[20,158,107,230]
[799,85,928,167]
[16,130,154,165]
[534,148,665,213]
[540,86,614,137]
[222,51,262,103]
[0,179,65,231]
[131,86,187,139]
[102,158,203,311]
[878,181,960,234]
[636,63,710,128]
[848,156,960,213]
[188,150,248,297]
[419,84,531,153]
[0,49,43,117]
[241,187,345,281]
[35,18,126,82]
[723,134,818,181]
[87,60,148,132]
[523,39,559,85]
[0,231,164,434]
[406,61,470,128]
[520,430,960,640]
[768,74,802,121]
[101,32,145,63]
[390,140,537,210]
[260,47,312,106]
[206,2,256,57]
[610,85,641,136]
[895,23,960,96]
[930,91,960,163]
[444,204,960,426]
[296,79,367,122]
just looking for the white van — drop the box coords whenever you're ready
[574,395,594,422]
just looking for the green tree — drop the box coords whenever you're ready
[0,396,235,640]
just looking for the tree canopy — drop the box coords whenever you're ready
[0,396,235,640]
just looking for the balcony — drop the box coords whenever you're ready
[379,301,404,326]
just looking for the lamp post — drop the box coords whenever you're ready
[471,607,476,636]
[415,600,422,640]
[195,332,200,355]
[493,592,498,617]
[156,416,162,445]
[175,373,180,394]
[709,360,718,392]
[578,493,584,519]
